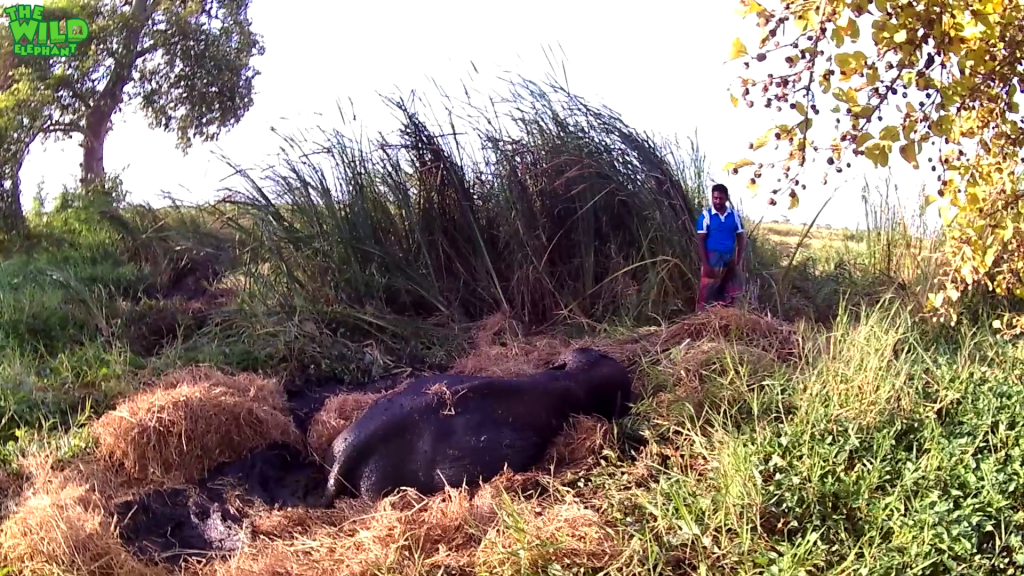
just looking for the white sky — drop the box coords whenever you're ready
[20,0,938,231]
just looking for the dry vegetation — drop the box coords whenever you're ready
[89,367,303,485]
[0,307,801,576]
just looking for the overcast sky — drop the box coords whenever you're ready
[19,0,938,230]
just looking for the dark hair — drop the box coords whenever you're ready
[711,183,729,199]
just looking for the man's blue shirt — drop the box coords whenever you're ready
[697,206,744,255]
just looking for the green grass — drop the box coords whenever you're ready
[583,301,1024,575]
[1,71,1023,576]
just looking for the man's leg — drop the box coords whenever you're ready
[702,251,728,307]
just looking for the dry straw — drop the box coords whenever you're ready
[0,452,165,576]
[305,392,382,461]
[194,472,623,576]
[453,307,797,377]
[89,366,303,486]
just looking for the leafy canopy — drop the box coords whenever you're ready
[726,0,1024,329]
[2,0,264,152]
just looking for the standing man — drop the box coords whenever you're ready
[696,183,746,309]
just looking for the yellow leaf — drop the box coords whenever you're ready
[924,194,941,208]
[723,158,756,171]
[947,286,961,302]
[851,105,875,118]
[735,0,766,17]
[819,74,832,94]
[795,102,807,116]
[893,29,907,43]
[866,66,880,86]
[788,194,800,210]
[899,142,919,169]
[940,204,956,225]
[863,140,892,167]
[874,0,888,12]
[984,247,997,269]
[731,94,739,108]
[879,126,901,142]
[795,9,820,33]
[856,132,874,147]
[728,38,749,61]
[903,121,918,140]
[747,180,759,194]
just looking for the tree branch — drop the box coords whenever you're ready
[136,43,158,58]
[42,122,85,135]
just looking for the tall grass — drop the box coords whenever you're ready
[218,75,709,328]
[601,300,1024,574]
[746,176,946,323]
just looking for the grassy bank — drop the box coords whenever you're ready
[0,73,1020,575]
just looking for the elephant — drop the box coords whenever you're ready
[319,347,632,506]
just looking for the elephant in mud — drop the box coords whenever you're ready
[319,347,632,507]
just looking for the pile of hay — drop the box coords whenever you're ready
[634,306,800,363]
[450,312,571,377]
[0,453,163,576]
[306,392,382,461]
[90,366,303,485]
[193,473,623,576]
[452,307,798,379]
[542,416,613,471]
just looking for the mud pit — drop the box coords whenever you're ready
[109,375,410,568]
[114,443,326,566]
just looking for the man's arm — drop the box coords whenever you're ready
[696,210,710,271]
[734,212,746,268]
[697,233,709,266]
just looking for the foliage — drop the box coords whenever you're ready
[594,302,1024,574]
[0,0,264,188]
[725,0,1024,332]
[220,75,708,327]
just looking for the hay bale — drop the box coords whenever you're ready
[652,307,799,361]
[0,453,164,576]
[306,393,382,462]
[203,488,490,576]
[90,367,302,485]
[542,416,612,471]
[197,461,618,576]
[150,365,290,412]
[451,312,569,377]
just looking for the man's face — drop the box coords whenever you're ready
[712,191,727,211]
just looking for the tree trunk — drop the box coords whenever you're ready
[78,0,154,191]
[0,150,27,236]
[80,114,108,191]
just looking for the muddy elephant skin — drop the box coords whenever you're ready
[320,347,632,506]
